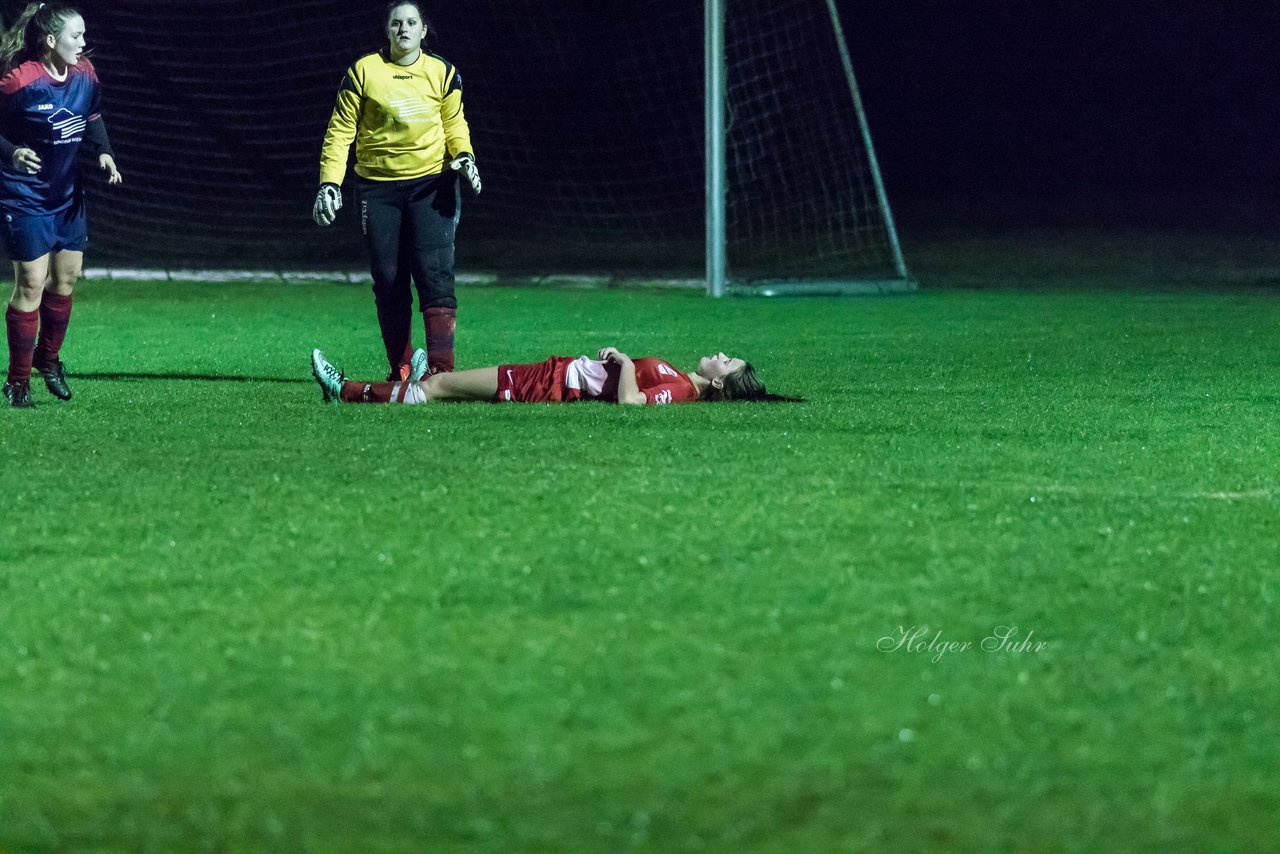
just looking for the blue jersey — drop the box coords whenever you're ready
[0,58,103,215]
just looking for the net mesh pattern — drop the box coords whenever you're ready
[18,0,901,279]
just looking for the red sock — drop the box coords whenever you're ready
[340,380,395,403]
[425,306,456,374]
[375,303,413,374]
[34,291,72,367]
[6,304,38,384]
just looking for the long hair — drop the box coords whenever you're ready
[700,363,803,403]
[0,3,81,74]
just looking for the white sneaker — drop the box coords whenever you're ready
[311,349,344,403]
[408,348,430,383]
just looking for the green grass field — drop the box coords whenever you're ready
[2,274,1278,852]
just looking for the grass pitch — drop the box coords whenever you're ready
[2,277,1278,851]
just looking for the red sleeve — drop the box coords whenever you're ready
[0,61,42,97]
[78,56,99,81]
[632,358,698,404]
[78,57,102,119]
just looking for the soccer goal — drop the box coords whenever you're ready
[705,0,911,296]
[79,0,910,295]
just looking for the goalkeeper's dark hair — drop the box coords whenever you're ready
[0,3,83,74]
[701,363,804,403]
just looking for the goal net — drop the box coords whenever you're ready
[65,0,908,291]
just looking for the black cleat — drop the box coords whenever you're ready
[35,360,72,400]
[3,379,33,408]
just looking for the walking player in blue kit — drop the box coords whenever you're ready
[0,3,121,408]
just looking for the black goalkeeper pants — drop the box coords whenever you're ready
[357,172,460,312]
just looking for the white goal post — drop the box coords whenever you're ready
[705,0,912,297]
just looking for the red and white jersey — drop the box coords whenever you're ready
[497,356,699,404]
[628,357,698,404]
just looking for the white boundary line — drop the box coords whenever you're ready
[82,269,705,289]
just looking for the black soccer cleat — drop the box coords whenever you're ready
[3,379,33,408]
[35,360,72,400]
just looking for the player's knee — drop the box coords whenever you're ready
[418,266,455,309]
[16,270,44,291]
[55,265,82,290]
[13,269,45,300]
[370,274,410,307]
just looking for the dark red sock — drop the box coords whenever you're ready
[6,304,38,384]
[375,303,413,373]
[34,291,72,367]
[425,306,456,374]
[339,380,395,403]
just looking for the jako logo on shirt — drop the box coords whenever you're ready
[48,108,86,143]
[656,363,679,378]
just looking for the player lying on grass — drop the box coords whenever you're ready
[311,346,796,405]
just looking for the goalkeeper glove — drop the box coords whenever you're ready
[312,183,342,226]
[450,153,482,196]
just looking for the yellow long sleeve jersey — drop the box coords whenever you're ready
[319,50,473,185]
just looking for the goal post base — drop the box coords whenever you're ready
[82,268,920,296]
[726,278,917,297]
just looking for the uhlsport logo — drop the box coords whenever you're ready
[48,108,86,143]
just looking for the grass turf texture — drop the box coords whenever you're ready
[2,278,1278,852]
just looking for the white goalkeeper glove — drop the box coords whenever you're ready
[312,183,342,226]
[450,153,482,196]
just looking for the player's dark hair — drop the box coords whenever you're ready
[0,3,82,74]
[700,363,803,403]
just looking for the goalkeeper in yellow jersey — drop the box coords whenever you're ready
[313,1,481,379]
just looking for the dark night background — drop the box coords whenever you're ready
[3,1,1278,276]
[845,0,1280,235]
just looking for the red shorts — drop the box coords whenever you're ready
[495,356,577,403]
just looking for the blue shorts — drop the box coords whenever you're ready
[2,198,88,262]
